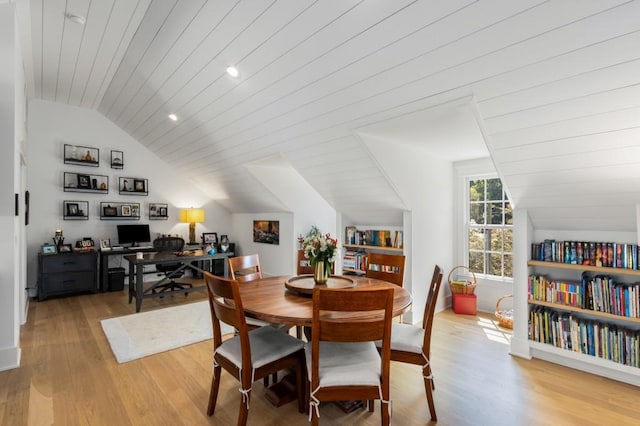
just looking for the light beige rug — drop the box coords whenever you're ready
[101,301,232,363]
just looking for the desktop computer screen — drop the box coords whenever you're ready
[117,224,151,247]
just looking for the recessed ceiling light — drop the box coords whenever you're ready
[168,113,178,121]
[226,66,239,78]
[65,13,86,25]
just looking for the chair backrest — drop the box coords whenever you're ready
[365,253,406,287]
[422,265,443,355]
[296,249,313,275]
[204,272,252,370]
[153,236,185,252]
[310,287,394,390]
[297,249,335,275]
[228,254,262,282]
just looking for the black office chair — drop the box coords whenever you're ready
[152,237,192,295]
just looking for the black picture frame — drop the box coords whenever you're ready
[59,243,73,253]
[110,150,123,169]
[25,190,29,225]
[41,244,57,255]
[77,174,91,189]
[202,232,218,245]
[66,202,79,216]
[103,205,117,217]
[134,179,145,192]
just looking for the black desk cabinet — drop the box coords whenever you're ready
[38,251,98,301]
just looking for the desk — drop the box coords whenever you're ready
[238,275,412,327]
[125,250,233,312]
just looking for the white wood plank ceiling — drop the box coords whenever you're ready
[23,0,640,230]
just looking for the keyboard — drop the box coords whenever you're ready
[134,245,154,250]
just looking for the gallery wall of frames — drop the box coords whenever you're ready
[62,144,168,221]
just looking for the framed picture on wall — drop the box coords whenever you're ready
[77,174,91,189]
[253,220,279,245]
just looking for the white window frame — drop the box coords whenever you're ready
[454,159,513,284]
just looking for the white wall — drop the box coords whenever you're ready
[26,100,231,291]
[231,212,294,277]
[246,158,336,271]
[363,137,455,324]
[0,1,22,371]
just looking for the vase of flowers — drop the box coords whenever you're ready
[299,226,338,285]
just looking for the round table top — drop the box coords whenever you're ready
[238,275,412,327]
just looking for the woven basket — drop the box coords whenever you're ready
[495,294,513,329]
[447,265,477,295]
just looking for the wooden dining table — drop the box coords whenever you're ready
[237,274,412,327]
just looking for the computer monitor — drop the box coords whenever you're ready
[117,224,151,247]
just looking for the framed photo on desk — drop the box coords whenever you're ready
[202,232,218,245]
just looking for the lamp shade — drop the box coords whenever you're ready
[180,208,205,224]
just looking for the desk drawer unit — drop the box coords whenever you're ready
[38,251,98,301]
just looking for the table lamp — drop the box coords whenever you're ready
[180,208,205,245]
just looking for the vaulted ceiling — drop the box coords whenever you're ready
[20,0,640,230]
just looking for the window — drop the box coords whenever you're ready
[467,177,512,279]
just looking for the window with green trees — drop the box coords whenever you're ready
[468,177,513,278]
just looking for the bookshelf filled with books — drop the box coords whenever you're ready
[342,226,403,275]
[527,245,640,379]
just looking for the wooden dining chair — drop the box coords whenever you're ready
[297,249,335,275]
[203,272,306,425]
[306,286,394,425]
[376,264,443,421]
[228,253,294,382]
[228,254,263,282]
[365,253,406,287]
[297,249,313,275]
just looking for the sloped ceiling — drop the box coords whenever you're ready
[22,0,640,230]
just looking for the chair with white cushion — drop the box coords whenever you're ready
[306,286,394,425]
[203,272,305,425]
[377,264,443,421]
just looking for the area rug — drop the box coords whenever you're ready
[101,301,233,363]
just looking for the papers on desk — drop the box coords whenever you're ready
[111,246,124,251]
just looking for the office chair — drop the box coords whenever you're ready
[152,236,192,295]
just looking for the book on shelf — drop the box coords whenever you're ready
[529,305,640,367]
[528,272,640,318]
[531,240,640,270]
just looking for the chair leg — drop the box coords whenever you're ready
[381,400,390,426]
[423,376,437,422]
[207,365,221,416]
[237,389,250,426]
[295,354,305,414]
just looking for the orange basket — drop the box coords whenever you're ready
[495,294,513,329]
[447,265,477,295]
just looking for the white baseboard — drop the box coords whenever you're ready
[0,346,21,372]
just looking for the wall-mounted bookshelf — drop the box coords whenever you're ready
[63,200,89,220]
[63,172,108,194]
[64,144,99,167]
[119,177,148,196]
[100,202,141,220]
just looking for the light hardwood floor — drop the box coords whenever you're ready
[1,288,639,425]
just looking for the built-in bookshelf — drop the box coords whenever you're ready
[527,255,640,376]
[342,226,403,275]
